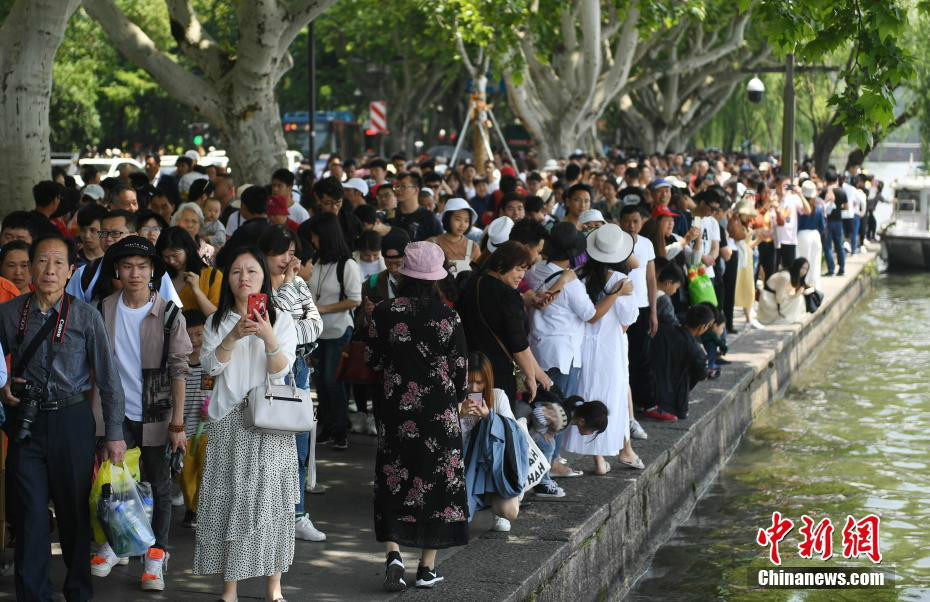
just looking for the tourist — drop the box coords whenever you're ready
[774,175,810,269]
[732,198,765,330]
[75,203,108,266]
[796,180,826,291]
[756,258,810,325]
[305,212,362,450]
[193,247,299,602]
[0,240,32,295]
[565,224,643,473]
[364,241,469,591]
[89,236,192,591]
[429,197,481,275]
[258,225,326,542]
[157,226,222,316]
[136,209,168,246]
[649,304,713,421]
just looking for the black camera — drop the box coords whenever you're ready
[11,382,44,443]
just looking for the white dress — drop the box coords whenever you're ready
[563,272,639,456]
[756,271,806,325]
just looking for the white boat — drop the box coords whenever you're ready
[883,177,930,269]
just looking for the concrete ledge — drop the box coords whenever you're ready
[400,249,878,602]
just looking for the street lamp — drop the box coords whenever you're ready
[747,76,765,103]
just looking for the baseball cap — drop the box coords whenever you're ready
[344,177,369,197]
[267,195,289,216]
[801,180,817,199]
[648,178,672,190]
[82,184,105,201]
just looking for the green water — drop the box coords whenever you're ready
[629,273,930,601]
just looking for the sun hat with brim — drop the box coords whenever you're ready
[102,235,167,284]
[543,221,587,262]
[579,209,606,224]
[397,241,447,281]
[586,224,635,264]
[736,199,758,216]
[486,216,514,252]
[441,197,478,227]
[651,205,680,219]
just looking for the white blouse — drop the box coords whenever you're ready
[201,310,298,422]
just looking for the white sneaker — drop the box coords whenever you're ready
[630,418,648,440]
[749,318,766,330]
[366,414,378,436]
[349,412,367,434]
[140,547,168,591]
[492,516,512,532]
[90,542,123,577]
[171,491,184,507]
[295,514,326,541]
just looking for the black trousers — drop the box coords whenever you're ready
[757,241,776,283]
[628,306,656,411]
[5,402,96,602]
[122,418,171,549]
[778,243,797,269]
[723,250,739,331]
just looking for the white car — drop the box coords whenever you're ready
[78,157,143,180]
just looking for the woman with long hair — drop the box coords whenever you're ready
[364,241,469,591]
[756,257,810,325]
[305,212,362,450]
[564,225,644,474]
[732,197,765,330]
[193,247,299,602]
[156,226,222,316]
[258,226,326,542]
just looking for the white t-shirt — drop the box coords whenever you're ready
[776,193,803,246]
[526,261,595,374]
[115,294,153,421]
[288,201,310,225]
[841,183,858,219]
[225,211,244,237]
[699,216,721,278]
[308,258,362,339]
[629,235,655,308]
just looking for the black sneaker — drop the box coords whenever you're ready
[383,552,406,592]
[533,482,566,498]
[415,564,444,588]
[182,510,197,528]
[332,437,348,451]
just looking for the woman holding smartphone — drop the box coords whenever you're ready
[193,247,298,602]
[459,352,521,533]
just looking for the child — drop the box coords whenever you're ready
[698,303,728,379]
[429,198,481,275]
[656,261,685,326]
[354,230,385,278]
[181,309,211,528]
[647,304,712,421]
[471,177,493,224]
[200,198,226,248]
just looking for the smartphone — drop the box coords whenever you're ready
[247,293,268,320]
[467,392,486,411]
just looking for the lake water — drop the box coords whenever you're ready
[628,272,930,601]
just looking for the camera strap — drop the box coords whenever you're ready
[13,293,73,379]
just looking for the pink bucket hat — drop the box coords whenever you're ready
[398,241,448,281]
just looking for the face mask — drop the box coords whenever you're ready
[359,258,382,278]
[720,217,729,228]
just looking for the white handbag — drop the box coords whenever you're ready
[243,370,317,435]
[516,418,551,492]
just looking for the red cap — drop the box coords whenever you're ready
[651,204,680,219]
[267,195,289,216]
[500,166,517,178]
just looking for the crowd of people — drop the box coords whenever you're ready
[0,146,882,600]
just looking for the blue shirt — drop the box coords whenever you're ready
[797,205,826,232]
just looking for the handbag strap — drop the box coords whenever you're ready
[477,277,515,363]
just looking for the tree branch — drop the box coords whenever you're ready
[82,0,224,121]
[278,0,339,57]
[165,0,230,81]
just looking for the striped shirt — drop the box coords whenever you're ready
[273,276,324,349]
[183,362,211,438]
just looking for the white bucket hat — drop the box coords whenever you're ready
[579,209,605,225]
[485,216,514,252]
[585,224,634,264]
[441,197,478,227]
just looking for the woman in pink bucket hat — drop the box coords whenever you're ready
[364,241,469,591]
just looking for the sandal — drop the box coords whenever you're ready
[618,456,645,470]
[593,461,612,476]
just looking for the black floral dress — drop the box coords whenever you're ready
[365,296,470,549]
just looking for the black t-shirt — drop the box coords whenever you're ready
[389,207,442,242]
[618,186,647,207]
[824,188,845,222]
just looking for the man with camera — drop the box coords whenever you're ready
[88,236,192,592]
[0,233,126,602]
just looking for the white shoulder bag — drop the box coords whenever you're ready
[243,369,317,435]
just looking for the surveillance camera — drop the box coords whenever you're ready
[747,77,765,103]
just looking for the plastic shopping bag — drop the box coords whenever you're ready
[96,463,156,558]
[89,448,142,544]
[688,265,718,306]
[516,418,550,492]
[180,423,207,512]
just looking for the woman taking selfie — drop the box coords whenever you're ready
[193,247,299,602]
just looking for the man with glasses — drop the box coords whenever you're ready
[388,172,442,242]
[66,210,183,305]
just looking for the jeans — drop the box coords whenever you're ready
[312,326,353,440]
[290,356,312,515]
[852,214,861,253]
[533,367,581,490]
[123,418,171,550]
[823,220,846,274]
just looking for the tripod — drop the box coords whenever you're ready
[449,89,516,168]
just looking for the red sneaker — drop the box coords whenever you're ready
[643,407,678,422]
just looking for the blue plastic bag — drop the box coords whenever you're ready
[97,463,155,557]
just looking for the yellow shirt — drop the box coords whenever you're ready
[178,267,222,312]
